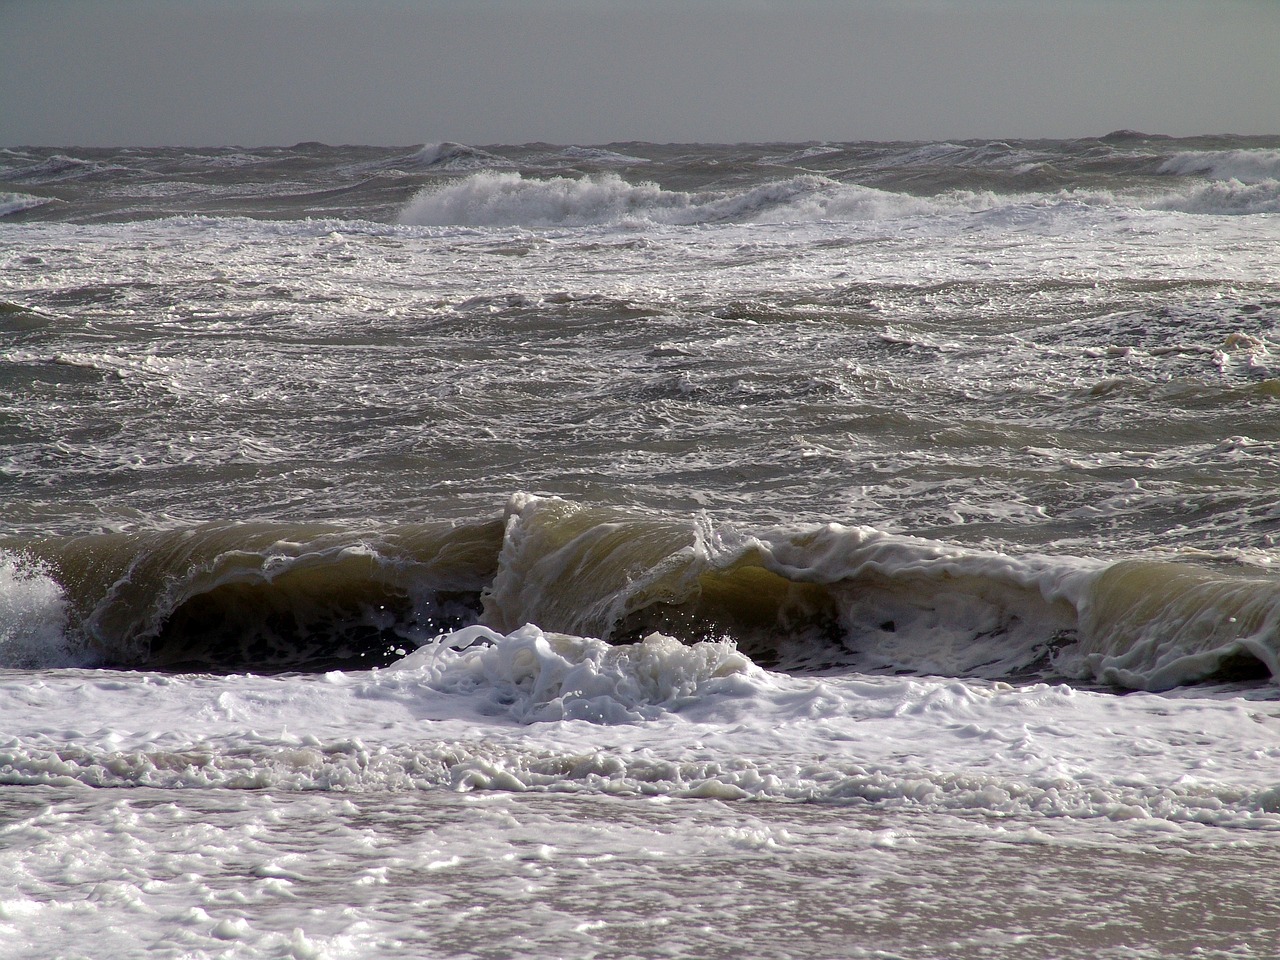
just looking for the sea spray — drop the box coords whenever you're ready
[0,551,73,668]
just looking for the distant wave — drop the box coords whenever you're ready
[398,141,514,172]
[558,145,649,165]
[0,192,51,217]
[891,140,1055,172]
[4,154,127,183]
[400,171,682,226]
[397,171,969,227]
[179,150,275,169]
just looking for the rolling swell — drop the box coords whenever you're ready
[3,493,1280,690]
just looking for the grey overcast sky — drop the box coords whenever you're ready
[2,0,1277,147]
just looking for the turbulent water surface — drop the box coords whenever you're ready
[4,135,1280,958]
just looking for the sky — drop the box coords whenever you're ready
[2,0,1277,147]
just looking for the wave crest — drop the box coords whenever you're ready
[399,171,681,227]
[396,169,1280,228]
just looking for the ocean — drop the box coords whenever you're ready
[3,134,1280,958]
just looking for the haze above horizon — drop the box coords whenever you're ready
[2,0,1277,148]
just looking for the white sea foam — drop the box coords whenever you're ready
[1,628,1278,827]
[3,784,1277,960]
[391,626,758,723]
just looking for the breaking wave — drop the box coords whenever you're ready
[1155,178,1280,215]
[5,494,1280,691]
[1,521,502,671]
[1150,149,1280,214]
[4,154,127,183]
[1159,149,1280,184]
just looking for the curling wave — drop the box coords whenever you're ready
[5,494,1280,691]
[1,521,502,671]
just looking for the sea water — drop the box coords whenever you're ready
[3,136,1280,958]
